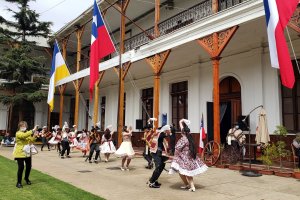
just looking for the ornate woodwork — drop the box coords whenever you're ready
[288,5,300,33]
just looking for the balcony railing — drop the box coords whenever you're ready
[84,0,249,69]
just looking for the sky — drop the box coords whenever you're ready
[0,0,94,33]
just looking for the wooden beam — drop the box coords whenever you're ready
[196,26,238,144]
[61,35,70,60]
[93,71,105,126]
[145,50,171,129]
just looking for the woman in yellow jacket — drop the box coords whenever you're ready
[13,121,38,188]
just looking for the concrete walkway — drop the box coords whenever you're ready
[1,146,300,200]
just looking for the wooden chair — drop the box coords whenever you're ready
[291,143,299,169]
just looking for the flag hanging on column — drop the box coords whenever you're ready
[90,0,116,99]
[263,0,298,89]
[199,113,207,154]
[47,40,70,112]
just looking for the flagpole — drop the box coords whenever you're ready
[286,27,300,75]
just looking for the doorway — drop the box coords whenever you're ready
[219,77,242,144]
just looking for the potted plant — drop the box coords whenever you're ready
[294,168,300,179]
[259,143,277,175]
[273,125,293,177]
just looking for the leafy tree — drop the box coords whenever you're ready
[0,0,52,132]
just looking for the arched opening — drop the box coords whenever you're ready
[219,76,242,144]
[11,101,35,135]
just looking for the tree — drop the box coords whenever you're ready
[0,0,52,133]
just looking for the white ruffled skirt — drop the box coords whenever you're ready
[101,141,116,153]
[115,141,135,158]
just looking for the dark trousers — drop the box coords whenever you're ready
[149,151,168,183]
[143,147,152,165]
[41,137,50,150]
[170,136,176,155]
[61,140,70,156]
[57,142,61,153]
[88,143,100,161]
[296,148,300,168]
[16,157,32,183]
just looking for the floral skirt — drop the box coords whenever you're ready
[169,156,208,176]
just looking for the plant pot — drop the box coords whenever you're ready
[216,164,228,169]
[274,171,293,178]
[293,171,300,179]
[228,165,244,171]
[258,169,274,175]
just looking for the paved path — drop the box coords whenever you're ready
[1,146,300,200]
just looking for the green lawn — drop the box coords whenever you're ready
[0,156,105,200]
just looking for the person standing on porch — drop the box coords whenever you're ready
[169,119,208,192]
[292,133,300,168]
[13,121,39,188]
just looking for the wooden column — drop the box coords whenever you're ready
[197,26,238,144]
[58,84,67,127]
[154,0,160,37]
[74,26,85,127]
[116,0,131,146]
[93,71,105,126]
[58,37,70,127]
[145,50,171,129]
[114,62,131,146]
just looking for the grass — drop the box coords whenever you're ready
[0,156,105,200]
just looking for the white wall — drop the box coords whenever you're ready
[0,103,8,130]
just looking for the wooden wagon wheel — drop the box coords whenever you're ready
[201,141,221,167]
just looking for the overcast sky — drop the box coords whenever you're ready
[0,0,94,33]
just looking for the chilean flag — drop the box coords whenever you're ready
[199,114,207,154]
[263,0,298,89]
[90,0,116,99]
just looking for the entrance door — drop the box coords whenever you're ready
[219,77,242,144]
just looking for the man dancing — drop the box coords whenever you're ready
[147,124,171,188]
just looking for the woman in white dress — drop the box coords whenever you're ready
[100,128,116,162]
[115,126,135,171]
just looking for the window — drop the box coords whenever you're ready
[141,88,153,127]
[101,96,106,131]
[85,100,89,130]
[171,81,188,129]
[282,60,300,132]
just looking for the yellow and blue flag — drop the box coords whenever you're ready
[47,40,70,112]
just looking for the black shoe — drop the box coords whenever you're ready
[149,182,160,188]
[25,179,31,185]
[41,149,43,151]
[89,160,92,163]
[66,155,71,158]
[16,183,23,188]
[48,149,50,151]
[61,156,64,159]
[154,181,161,186]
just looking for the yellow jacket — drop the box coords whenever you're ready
[13,130,36,158]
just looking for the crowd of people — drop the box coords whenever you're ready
[11,118,208,192]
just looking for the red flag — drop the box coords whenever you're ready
[199,114,206,154]
[263,0,298,88]
[90,0,116,99]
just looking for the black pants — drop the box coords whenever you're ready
[61,140,70,156]
[143,147,152,165]
[88,143,100,161]
[296,148,300,168]
[149,151,168,183]
[41,137,50,150]
[16,157,31,184]
[170,136,176,155]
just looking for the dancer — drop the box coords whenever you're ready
[87,127,101,163]
[100,125,116,162]
[142,119,156,169]
[147,124,171,188]
[169,119,208,192]
[76,131,89,157]
[115,126,135,171]
[61,122,71,159]
[49,127,62,153]
[39,126,51,151]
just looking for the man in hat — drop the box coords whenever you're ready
[147,124,171,188]
[292,133,300,168]
[61,122,71,158]
[39,126,51,151]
